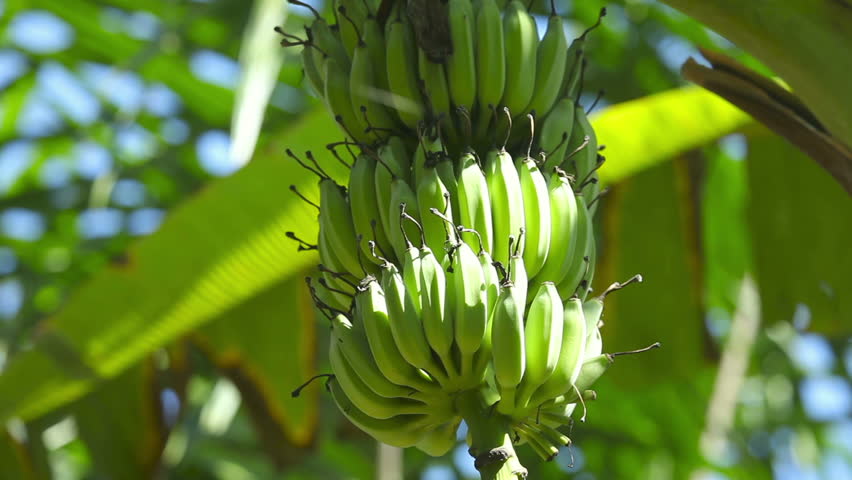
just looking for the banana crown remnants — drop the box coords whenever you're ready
[282,0,658,468]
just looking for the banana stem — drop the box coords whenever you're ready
[456,391,527,480]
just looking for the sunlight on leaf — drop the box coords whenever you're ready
[593,86,752,185]
[0,109,341,422]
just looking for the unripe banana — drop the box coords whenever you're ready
[484,148,525,266]
[350,34,396,140]
[350,155,394,265]
[566,106,599,195]
[539,98,575,170]
[450,240,489,382]
[559,8,605,100]
[556,195,593,299]
[334,0,367,58]
[388,178,421,260]
[475,0,505,115]
[508,243,528,310]
[330,314,415,399]
[415,418,462,457]
[516,156,551,278]
[532,169,577,286]
[419,246,456,377]
[527,11,568,119]
[418,48,452,125]
[515,424,559,461]
[572,353,613,394]
[357,277,439,392]
[456,151,494,253]
[382,259,447,383]
[362,16,388,91]
[375,137,410,240]
[526,297,587,408]
[445,0,476,112]
[417,165,454,255]
[385,19,426,128]
[329,333,431,419]
[515,282,563,410]
[301,44,325,96]
[308,19,349,69]
[317,224,356,311]
[471,247,500,377]
[500,1,538,116]
[319,179,365,277]
[323,56,371,144]
[412,135,445,188]
[491,281,525,414]
[328,378,435,448]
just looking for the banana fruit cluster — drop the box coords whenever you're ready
[288,0,603,157]
[281,0,651,466]
[305,128,620,459]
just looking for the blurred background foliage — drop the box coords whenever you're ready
[0,0,849,479]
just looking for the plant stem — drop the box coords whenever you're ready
[456,391,527,480]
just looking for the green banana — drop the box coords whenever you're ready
[567,106,599,201]
[516,155,551,278]
[418,48,452,125]
[328,378,435,448]
[308,18,349,72]
[375,137,410,242]
[456,151,494,253]
[334,0,367,58]
[317,224,356,311]
[508,240,528,309]
[526,296,587,408]
[385,19,426,129]
[323,56,371,144]
[382,258,448,383]
[319,179,364,277]
[539,98,575,170]
[329,333,431,419]
[417,165,455,255]
[527,9,568,118]
[556,195,593,299]
[415,418,462,457]
[484,148,525,266]
[491,281,525,415]
[350,154,394,265]
[301,43,325,96]
[445,0,476,112]
[330,314,415,398]
[532,169,577,286]
[350,30,395,140]
[515,282,563,410]
[388,178,421,260]
[500,1,538,116]
[357,277,439,392]
[419,245,456,377]
[475,0,505,115]
[450,239,489,382]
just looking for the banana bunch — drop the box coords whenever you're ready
[283,0,606,156]
[297,125,644,460]
[281,0,658,468]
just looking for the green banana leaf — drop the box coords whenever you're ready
[593,86,752,185]
[660,0,852,149]
[746,133,852,335]
[0,108,342,423]
[73,360,168,480]
[192,270,319,457]
[594,158,706,383]
[0,86,752,424]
